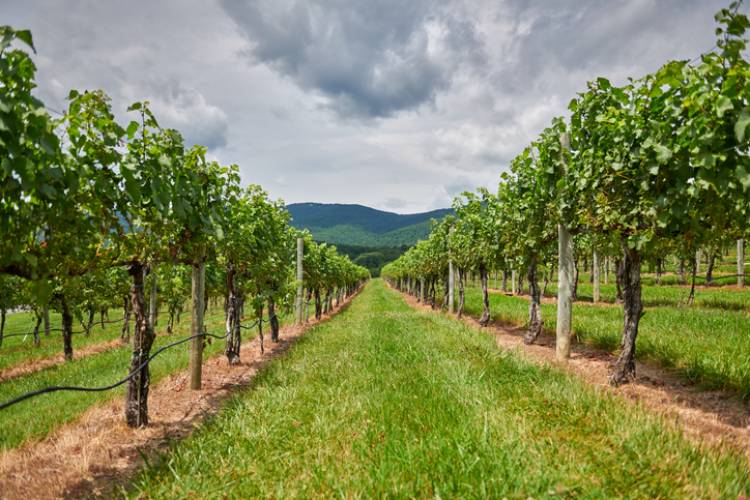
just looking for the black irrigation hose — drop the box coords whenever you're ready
[0,314,269,412]
[0,329,231,412]
[238,318,263,330]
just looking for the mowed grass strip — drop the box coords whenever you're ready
[463,286,750,398]
[130,280,749,498]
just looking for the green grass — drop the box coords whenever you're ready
[0,305,232,375]
[0,307,266,451]
[0,309,120,372]
[488,274,750,312]
[129,280,749,498]
[463,286,750,398]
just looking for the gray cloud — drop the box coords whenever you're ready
[1,0,741,213]
[220,0,485,119]
[148,81,229,150]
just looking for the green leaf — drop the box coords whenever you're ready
[40,184,57,199]
[653,144,673,163]
[735,110,750,143]
[14,30,34,51]
[716,96,733,117]
[737,165,750,190]
[126,120,139,139]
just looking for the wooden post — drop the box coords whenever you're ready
[593,249,600,303]
[448,260,455,313]
[739,239,745,287]
[189,261,205,390]
[43,306,50,337]
[556,132,574,362]
[511,270,517,295]
[294,238,304,324]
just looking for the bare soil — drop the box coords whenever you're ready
[0,295,357,500]
[399,288,750,462]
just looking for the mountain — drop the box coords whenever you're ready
[287,203,451,247]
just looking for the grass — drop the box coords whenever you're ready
[463,286,750,398]
[0,306,269,451]
[488,274,750,312]
[129,280,749,498]
[0,309,122,372]
[0,304,233,374]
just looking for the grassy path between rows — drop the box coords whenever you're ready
[462,286,750,398]
[130,280,749,498]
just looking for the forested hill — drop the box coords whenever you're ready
[287,203,451,247]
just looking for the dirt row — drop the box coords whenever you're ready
[0,294,358,500]
[397,288,750,462]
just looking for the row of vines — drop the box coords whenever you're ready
[0,27,368,425]
[383,3,750,385]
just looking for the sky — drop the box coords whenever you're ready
[1,0,742,213]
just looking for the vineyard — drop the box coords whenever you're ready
[2,2,750,499]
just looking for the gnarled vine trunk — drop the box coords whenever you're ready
[167,305,177,334]
[83,307,95,337]
[442,275,449,309]
[125,262,155,428]
[314,288,322,320]
[61,297,73,361]
[32,312,42,347]
[268,296,280,342]
[43,306,50,337]
[479,264,490,326]
[456,268,465,317]
[523,257,543,344]
[225,266,241,364]
[705,252,716,285]
[610,244,642,386]
[305,289,312,323]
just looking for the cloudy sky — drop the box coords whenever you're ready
[1,0,741,213]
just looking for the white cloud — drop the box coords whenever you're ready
[0,0,739,212]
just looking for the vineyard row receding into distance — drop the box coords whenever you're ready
[2,2,750,498]
[0,23,369,430]
[383,2,750,387]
